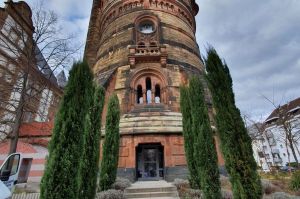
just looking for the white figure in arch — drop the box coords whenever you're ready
[147,90,152,104]
[155,96,160,103]
[139,97,143,104]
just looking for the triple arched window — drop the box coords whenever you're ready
[136,77,161,104]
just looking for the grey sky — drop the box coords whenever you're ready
[196,0,300,119]
[1,0,299,120]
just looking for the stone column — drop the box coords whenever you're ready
[151,89,155,104]
[143,89,146,104]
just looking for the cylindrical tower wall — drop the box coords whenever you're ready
[85,0,218,182]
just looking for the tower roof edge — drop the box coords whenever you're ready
[84,0,101,67]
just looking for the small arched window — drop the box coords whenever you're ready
[150,42,157,47]
[138,42,145,48]
[155,84,161,103]
[146,77,152,104]
[137,85,143,104]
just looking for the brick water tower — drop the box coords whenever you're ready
[85,0,220,181]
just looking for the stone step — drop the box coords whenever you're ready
[130,197,179,199]
[124,112,182,118]
[120,120,182,128]
[125,191,178,198]
[125,181,179,199]
[125,186,177,193]
[130,108,169,114]
[121,116,182,122]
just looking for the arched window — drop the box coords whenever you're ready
[137,85,143,104]
[150,42,157,47]
[138,42,145,48]
[155,84,161,103]
[146,77,152,104]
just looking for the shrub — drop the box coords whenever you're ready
[96,189,125,199]
[180,86,199,189]
[173,178,190,190]
[205,47,262,198]
[220,176,232,190]
[286,162,300,168]
[221,189,233,199]
[40,61,94,199]
[186,189,203,199]
[188,77,221,198]
[99,94,120,191]
[264,192,295,199]
[290,170,300,191]
[262,179,280,194]
[111,178,131,191]
[79,86,105,199]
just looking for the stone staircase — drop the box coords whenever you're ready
[125,181,179,199]
[130,104,170,114]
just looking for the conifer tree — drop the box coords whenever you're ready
[79,86,105,199]
[189,76,221,198]
[180,86,200,189]
[40,61,94,199]
[99,94,120,191]
[205,47,262,198]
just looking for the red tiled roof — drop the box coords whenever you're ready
[266,97,300,122]
[0,141,37,154]
[19,121,53,137]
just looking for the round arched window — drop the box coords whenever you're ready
[138,20,155,34]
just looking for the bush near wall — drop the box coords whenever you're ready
[290,171,300,191]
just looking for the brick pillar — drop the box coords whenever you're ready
[143,90,146,104]
[151,89,155,104]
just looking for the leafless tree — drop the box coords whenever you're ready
[244,114,272,171]
[0,1,81,153]
[262,95,300,168]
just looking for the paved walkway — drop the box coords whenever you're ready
[125,180,179,199]
[12,181,180,199]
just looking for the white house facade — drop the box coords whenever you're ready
[252,98,300,171]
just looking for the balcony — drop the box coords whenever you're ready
[265,131,274,138]
[274,157,283,163]
[269,138,277,146]
[272,149,280,154]
[128,45,168,67]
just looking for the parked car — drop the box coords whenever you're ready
[0,180,11,199]
[280,166,296,172]
[0,153,22,198]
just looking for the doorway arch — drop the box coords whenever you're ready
[136,143,164,180]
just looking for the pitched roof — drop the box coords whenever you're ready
[265,97,300,122]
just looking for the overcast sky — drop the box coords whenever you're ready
[1,0,299,120]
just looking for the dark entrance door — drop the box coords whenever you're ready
[136,144,164,180]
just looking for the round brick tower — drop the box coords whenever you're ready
[85,0,208,181]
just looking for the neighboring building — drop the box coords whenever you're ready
[0,1,65,182]
[85,0,224,181]
[251,98,300,171]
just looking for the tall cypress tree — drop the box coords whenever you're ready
[205,47,262,198]
[40,61,94,199]
[99,94,120,191]
[79,86,105,199]
[180,86,200,189]
[189,76,221,198]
